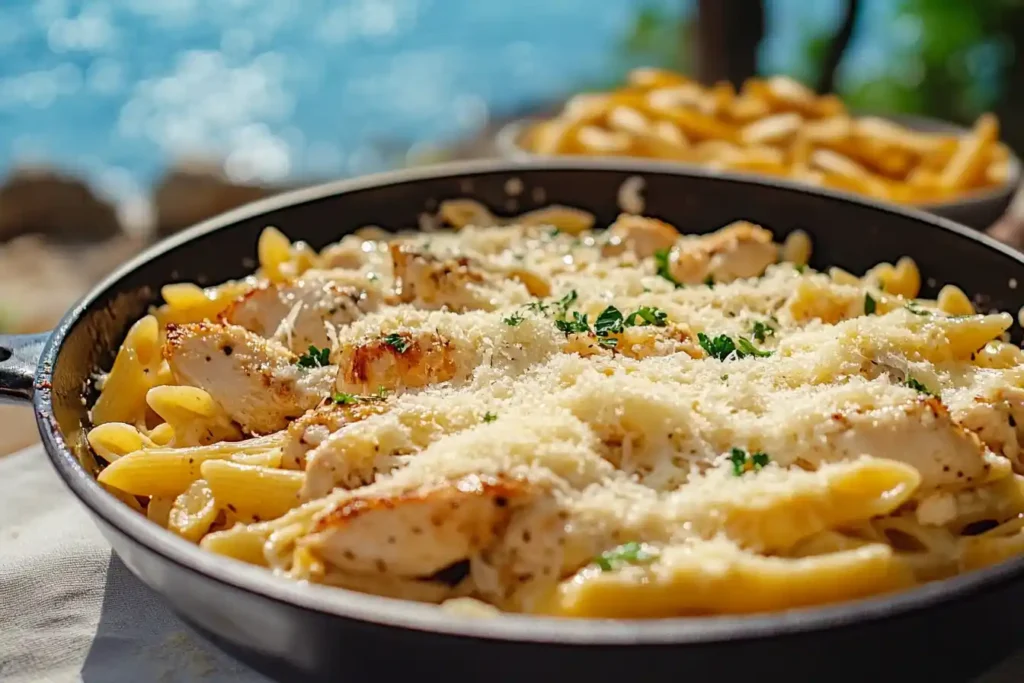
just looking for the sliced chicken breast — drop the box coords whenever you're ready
[803,397,994,490]
[669,221,778,284]
[281,398,390,470]
[302,474,530,579]
[334,330,457,395]
[223,272,373,352]
[164,322,334,434]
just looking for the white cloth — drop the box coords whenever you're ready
[3,443,1024,683]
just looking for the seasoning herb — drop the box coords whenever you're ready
[905,302,932,316]
[698,333,738,361]
[864,293,877,315]
[624,306,668,327]
[905,377,935,396]
[483,412,498,423]
[736,336,772,358]
[296,345,330,368]
[382,333,410,354]
[653,248,683,288]
[594,306,626,336]
[729,447,771,475]
[593,541,659,571]
[704,275,715,287]
[555,311,592,336]
[751,320,775,343]
[503,312,525,327]
[698,333,771,360]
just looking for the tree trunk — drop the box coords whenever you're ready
[694,0,765,87]
[817,0,860,94]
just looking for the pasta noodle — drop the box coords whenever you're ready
[86,201,1024,619]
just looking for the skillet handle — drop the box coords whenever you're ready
[0,333,48,405]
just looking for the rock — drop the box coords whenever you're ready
[153,160,282,238]
[0,166,122,244]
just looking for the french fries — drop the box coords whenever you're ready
[520,68,1012,205]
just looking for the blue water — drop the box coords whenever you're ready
[0,0,895,204]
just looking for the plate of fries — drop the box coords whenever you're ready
[497,68,1020,228]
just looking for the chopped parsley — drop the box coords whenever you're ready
[556,289,578,315]
[704,275,715,287]
[729,448,747,476]
[576,305,671,347]
[698,333,738,361]
[503,312,525,326]
[794,264,807,274]
[483,412,498,423]
[593,541,659,571]
[594,306,625,336]
[373,386,391,399]
[525,299,550,315]
[864,293,877,315]
[698,332,771,360]
[904,302,932,316]
[555,311,592,336]
[332,388,389,405]
[729,447,771,476]
[905,377,935,396]
[382,333,410,354]
[736,336,772,358]
[653,248,683,288]
[296,345,330,369]
[751,320,775,343]
[624,306,668,327]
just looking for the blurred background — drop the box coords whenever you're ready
[0,0,1022,453]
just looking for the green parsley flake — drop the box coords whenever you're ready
[526,299,550,315]
[904,302,932,316]
[730,447,771,475]
[296,345,331,368]
[864,293,877,315]
[594,306,625,336]
[624,306,668,327]
[905,377,935,396]
[503,312,525,326]
[593,541,659,571]
[555,311,592,336]
[736,336,772,358]
[556,290,578,315]
[704,275,715,288]
[332,389,389,405]
[382,333,410,353]
[653,248,683,288]
[698,332,738,361]
[751,320,775,343]
[698,333,771,360]
[483,412,498,423]
[598,337,618,348]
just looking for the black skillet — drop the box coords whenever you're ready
[2,159,1024,683]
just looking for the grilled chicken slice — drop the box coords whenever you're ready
[281,399,390,470]
[334,330,457,395]
[391,243,525,312]
[801,397,994,490]
[223,272,373,352]
[668,221,778,284]
[602,214,679,259]
[164,322,334,434]
[301,475,530,580]
[954,386,1024,472]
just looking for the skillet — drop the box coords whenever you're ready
[2,158,1024,683]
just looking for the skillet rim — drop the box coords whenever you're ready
[33,156,1024,645]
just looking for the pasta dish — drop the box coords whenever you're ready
[516,68,1012,206]
[88,200,1024,618]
